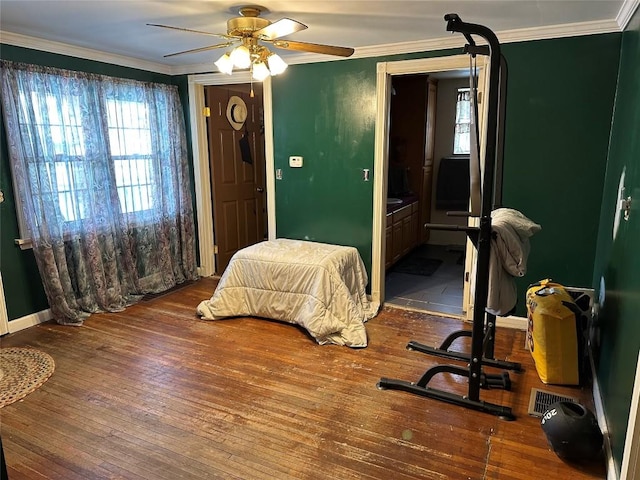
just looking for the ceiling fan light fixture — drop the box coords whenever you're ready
[214,53,234,75]
[267,53,287,75]
[252,61,270,81]
[153,7,353,77]
[230,45,251,68]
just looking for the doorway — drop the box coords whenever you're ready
[188,72,276,278]
[371,55,489,320]
[385,71,472,318]
[204,83,266,273]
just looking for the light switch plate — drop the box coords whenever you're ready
[289,156,303,168]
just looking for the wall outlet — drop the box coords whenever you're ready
[289,156,303,168]
[276,169,283,180]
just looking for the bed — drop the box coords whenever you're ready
[196,239,379,347]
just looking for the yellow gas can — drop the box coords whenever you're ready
[526,279,582,385]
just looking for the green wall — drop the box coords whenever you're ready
[0,44,184,320]
[272,58,378,265]
[592,9,640,472]
[0,118,49,318]
[501,35,621,314]
[272,34,621,314]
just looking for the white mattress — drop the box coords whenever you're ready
[197,239,379,347]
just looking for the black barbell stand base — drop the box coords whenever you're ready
[406,338,524,374]
[377,377,516,421]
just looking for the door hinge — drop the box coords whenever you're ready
[213,244,218,254]
[203,106,211,117]
[465,271,469,282]
[477,91,482,104]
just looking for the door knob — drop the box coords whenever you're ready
[256,187,264,193]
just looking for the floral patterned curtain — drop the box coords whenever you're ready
[0,61,197,325]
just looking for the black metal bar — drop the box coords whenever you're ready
[445,211,474,217]
[0,436,6,480]
[444,13,502,403]
[407,340,523,373]
[484,313,497,359]
[424,223,479,246]
[424,223,479,232]
[377,14,515,421]
[377,378,515,420]
[464,44,490,57]
[435,331,471,351]
[483,372,511,390]
[415,364,468,387]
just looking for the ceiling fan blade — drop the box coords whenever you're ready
[254,18,307,40]
[272,40,354,57]
[164,42,235,58]
[147,23,233,40]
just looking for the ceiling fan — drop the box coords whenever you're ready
[148,6,355,80]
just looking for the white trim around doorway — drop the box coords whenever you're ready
[371,55,485,313]
[187,73,276,277]
[0,273,9,335]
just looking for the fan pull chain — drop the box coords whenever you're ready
[249,64,255,98]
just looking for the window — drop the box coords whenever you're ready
[453,88,471,155]
[18,95,156,226]
[1,63,185,242]
[106,99,155,215]
[20,92,89,223]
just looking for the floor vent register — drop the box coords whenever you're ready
[528,388,579,417]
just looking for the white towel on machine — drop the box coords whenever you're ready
[486,208,541,316]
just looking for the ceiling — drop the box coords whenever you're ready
[0,1,634,75]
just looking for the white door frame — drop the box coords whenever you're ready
[0,273,9,335]
[188,73,276,277]
[371,55,488,316]
[620,351,640,480]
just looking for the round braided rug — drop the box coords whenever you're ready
[0,347,55,408]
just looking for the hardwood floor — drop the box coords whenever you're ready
[1,277,606,479]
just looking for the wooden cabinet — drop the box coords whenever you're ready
[410,202,420,249]
[385,214,393,269]
[386,201,420,269]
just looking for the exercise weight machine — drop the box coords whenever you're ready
[377,14,521,420]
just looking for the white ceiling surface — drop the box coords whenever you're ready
[0,1,634,75]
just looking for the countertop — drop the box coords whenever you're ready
[386,194,418,214]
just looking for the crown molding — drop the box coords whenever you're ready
[496,18,620,43]
[0,17,625,77]
[0,30,172,75]
[170,18,622,74]
[617,0,640,30]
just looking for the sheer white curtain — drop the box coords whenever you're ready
[0,61,197,325]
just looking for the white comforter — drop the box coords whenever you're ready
[197,239,379,347]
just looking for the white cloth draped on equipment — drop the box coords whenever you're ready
[487,208,541,316]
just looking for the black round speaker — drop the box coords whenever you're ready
[540,401,603,462]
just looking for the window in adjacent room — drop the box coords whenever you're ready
[453,87,471,155]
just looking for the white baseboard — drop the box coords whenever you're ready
[591,352,619,480]
[8,308,52,334]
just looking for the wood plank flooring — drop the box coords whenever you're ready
[1,277,606,479]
